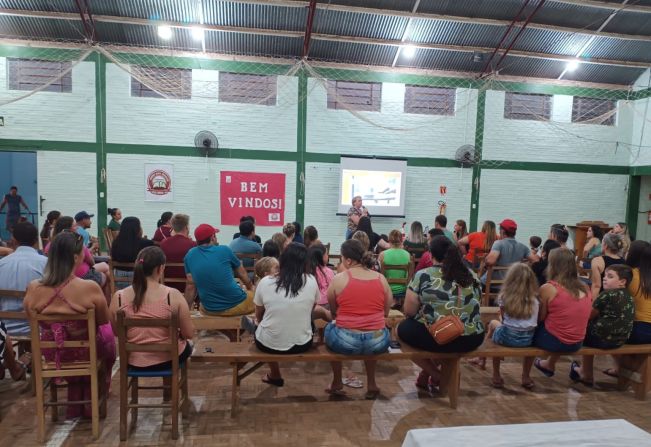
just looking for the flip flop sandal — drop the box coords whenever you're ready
[261,374,284,387]
[534,358,555,377]
[325,387,346,396]
[343,376,363,388]
[570,362,594,387]
[602,368,619,378]
[415,371,430,391]
[365,389,380,400]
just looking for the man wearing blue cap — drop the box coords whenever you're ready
[75,211,94,247]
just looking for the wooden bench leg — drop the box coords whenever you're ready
[619,354,651,400]
[230,362,243,418]
[438,358,460,409]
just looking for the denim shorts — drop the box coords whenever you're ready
[628,321,651,344]
[533,323,582,353]
[492,325,534,348]
[325,323,390,356]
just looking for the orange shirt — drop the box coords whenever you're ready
[465,231,486,262]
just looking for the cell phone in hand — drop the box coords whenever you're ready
[389,340,401,349]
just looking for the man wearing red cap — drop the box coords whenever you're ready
[484,219,537,284]
[184,223,255,317]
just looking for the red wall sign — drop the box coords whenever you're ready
[220,171,286,226]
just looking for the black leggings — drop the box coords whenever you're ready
[398,318,485,353]
[255,338,313,355]
[129,342,193,371]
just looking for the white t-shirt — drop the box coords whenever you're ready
[500,297,539,331]
[253,274,319,351]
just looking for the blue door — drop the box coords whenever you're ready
[0,151,37,241]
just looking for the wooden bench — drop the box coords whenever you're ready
[191,337,651,417]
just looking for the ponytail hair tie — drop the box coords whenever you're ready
[138,259,145,264]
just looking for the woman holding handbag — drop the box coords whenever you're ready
[397,235,485,392]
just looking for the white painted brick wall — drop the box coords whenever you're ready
[483,90,631,165]
[105,64,297,151]
[37,151,98,237]
[106,154,296,242]
[478,169,629,244]
[0,58,96,142]
[306,80,478,158]
[304,162,472,251]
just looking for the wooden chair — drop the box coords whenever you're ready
[472,250,489,274]
[116,310,189,441]
[405,246,426,264]
[162,262,188,290]
[380,261,411,309]
[324,242,331,256]
[235,253,261,278]
[0,289,35,393]
[328,254,342,271]
[30,309,107,442]
[109,259,135,296]
[102,228,115,252]
[482,265,511,306]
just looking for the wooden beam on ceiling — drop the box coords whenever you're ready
[0,7,650,69]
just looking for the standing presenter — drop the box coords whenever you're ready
[346,195,369,240]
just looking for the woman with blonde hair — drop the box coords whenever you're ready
[611,222,631,258]
[403,221,427,251]
[271,232,289,254]
[528,248,592,379]
[487,263,539,388]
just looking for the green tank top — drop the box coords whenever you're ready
[383,248,411,295]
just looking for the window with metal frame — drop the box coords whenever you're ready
[130,67,192,99]
[7,58,72,93]
[404,85,456,115]
[327,80,382,112]
[571,96,616,126]
[218,72,277,106]
[504,92,551,121]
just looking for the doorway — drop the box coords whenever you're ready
[0,151,37,241]
[637,176,651,243]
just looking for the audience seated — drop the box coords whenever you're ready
[325,239,392,399]
[254,257,279,283]
[356,217,389,252]
[378,229,411,303]
[611,222,631,258]
[581,225,603,267]
[111,217,155,289]
[307,243,334,313]
[292,221,304,244]
[434,215,455,242]
[228,220,262,274]
[487,263,539,389]
[0,222,47,338]
[571,264,634,386]
[40,210,60,248]
[626,241,651,344]
[109,246,194,371]
[454,219,468,242]
[107,207,122,232]
[48,217,110,295]
[590,233,625,299]
[160,214,196,297]
[262,239,281,258]
[529,248,592,379]
[549,224,570,250]
[529,236,542,259]
[303,225,321,248]
[483,219,537,285]
[531,239,561,287]
[0,321,29,380]
[232,216,262,244]
[24,232,116,419]
[458,220,498,268]
[271,232,289,253]
[403,221,428,252]
[153,212,174,244]
[185,224,254,317]
[282,223,296,242]
[398,236,485,392]
[74,211,95,248]
[251,243,319,387]
[415,228,444,271]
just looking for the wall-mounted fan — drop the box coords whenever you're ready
[194,130,219,157]
[454,144,477,168]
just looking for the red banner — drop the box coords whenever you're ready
[220,171,286,226]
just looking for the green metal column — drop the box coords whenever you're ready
[626,175,641,239]
[469,89,486,233]
[295,68,307,227]
[95,51,108,251]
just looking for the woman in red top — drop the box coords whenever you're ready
[324,239,392,399]
[152,211,173,244]
[528,248,592,380]
[457,220,498,267]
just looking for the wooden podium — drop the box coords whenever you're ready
[567,221,612,258]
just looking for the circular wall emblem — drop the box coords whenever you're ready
[147,169,172,195]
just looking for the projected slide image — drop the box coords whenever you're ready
[341,169,402,207]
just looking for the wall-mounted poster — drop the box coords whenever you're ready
[145,163,174,202]
[220,171,285,226]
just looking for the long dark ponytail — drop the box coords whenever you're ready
[132,246,166,312]
[157,211,173,228]
[307,243,327,289]
[430,235,474,288]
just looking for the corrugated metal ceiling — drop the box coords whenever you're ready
[0,0,649,85]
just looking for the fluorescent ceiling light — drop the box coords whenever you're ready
[191,26,204,41]
[158,25,173,40]
[566,60,580,72]
[402,45,417,58]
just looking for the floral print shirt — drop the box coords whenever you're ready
[588,288,634,346]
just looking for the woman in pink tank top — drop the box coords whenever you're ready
[324,239,392,400]
[527,248,592,380]
[109,246,194,370]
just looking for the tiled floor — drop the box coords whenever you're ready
[1,347,650,446]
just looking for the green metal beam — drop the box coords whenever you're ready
[631,165,651,175]
[0,139,95,152]
[95,52,108,251]
[626,175,641,239]
[296,69,307,227]
[0,44,84,60]
[469,90,486,233]
[481,160,630,175]
[106,144,298,161]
